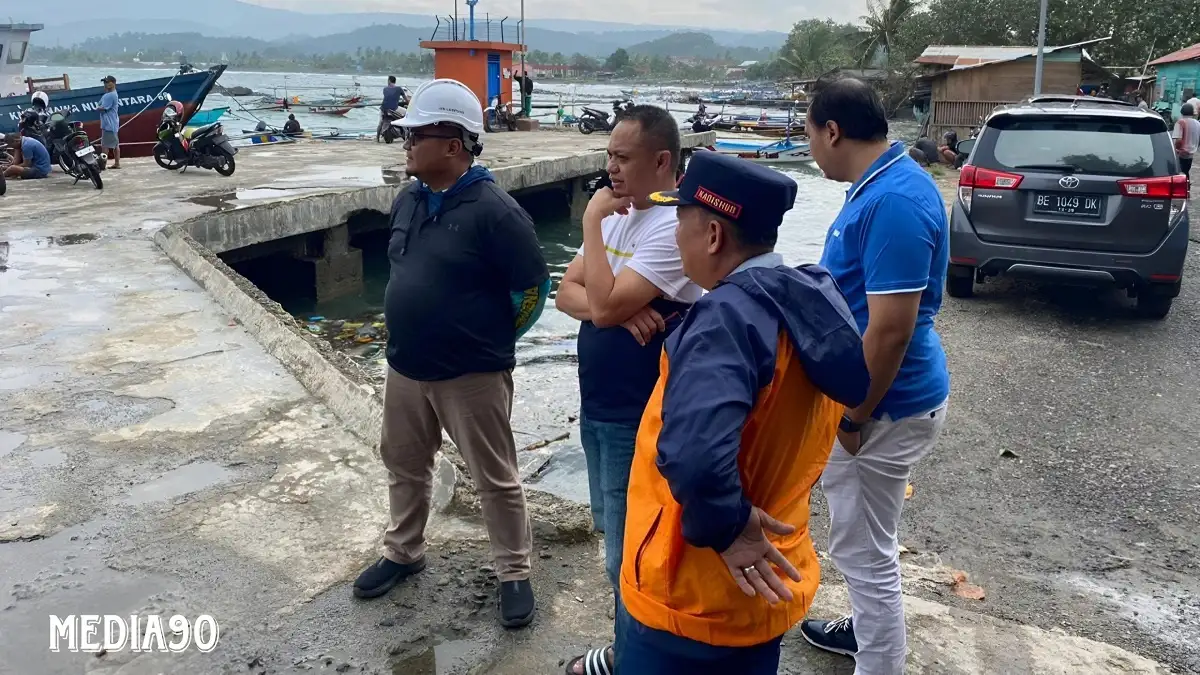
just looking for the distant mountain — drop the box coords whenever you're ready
[625,32,774,61]
[12,0,786,50]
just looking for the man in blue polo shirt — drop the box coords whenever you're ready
[799,78,950,674]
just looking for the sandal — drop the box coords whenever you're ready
[564,645,614,675]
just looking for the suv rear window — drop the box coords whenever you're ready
[988,116,1166,177]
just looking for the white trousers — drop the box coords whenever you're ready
[822,400,949,675]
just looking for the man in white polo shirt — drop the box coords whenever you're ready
[555,104,703,675]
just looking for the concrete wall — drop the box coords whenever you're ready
[185,131,716,255]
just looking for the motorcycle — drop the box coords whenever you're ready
[153,103,237,176]
[484,97,521,133]
[686,103,718,133]
[578,99,634,135]
[45,111,105,189]
[379,107,408,144]
[19,107,62,169]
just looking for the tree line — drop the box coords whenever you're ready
[750,0,1200,82]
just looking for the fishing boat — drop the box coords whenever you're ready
[1,23,227,158]
[711,137,812,165]
[185,107,228,127]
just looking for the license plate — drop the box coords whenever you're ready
[75,146,94,158]
[1033,192,1103,218]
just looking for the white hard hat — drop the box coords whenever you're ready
[31,91,49,107]
[398,78,484,135]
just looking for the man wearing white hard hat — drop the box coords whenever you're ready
[352,79,551,629]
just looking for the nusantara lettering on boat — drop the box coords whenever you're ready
[5,93,171,122]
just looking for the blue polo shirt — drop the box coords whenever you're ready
[819,141,950,420]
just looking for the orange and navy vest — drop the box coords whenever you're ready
[618,262,868,648]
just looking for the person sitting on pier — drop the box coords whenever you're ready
[352,78,550,630]
[3,134,51,181]
[283,114,303,137]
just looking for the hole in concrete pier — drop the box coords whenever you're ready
[215,186,588,379]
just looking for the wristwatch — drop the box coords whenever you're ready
[839,414,863,433]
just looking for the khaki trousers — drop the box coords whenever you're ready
[380,367,532,582]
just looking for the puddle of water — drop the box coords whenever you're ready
[0,430,27,457]
[271,165,409,186]
[187,189,328,212]
[524,441,590,505]
[27,447,66,468]
[390,639,476,675]
[49,233,100,246]
[125,462,234,505]
[186,169,405,212]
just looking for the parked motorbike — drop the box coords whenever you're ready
[19,107,61,167]
[153,102,237,176]
[379,107,408,144]
[1152,100,1173,126]
[45,111,105,189]
[484,97,521,133]
[578,99,634,134]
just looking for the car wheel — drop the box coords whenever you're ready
[1136,294,1172,319]
[946,264,975,298]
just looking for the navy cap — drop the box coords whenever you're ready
[649,151,797,232]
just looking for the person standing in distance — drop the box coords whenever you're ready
[1173,103,1198,177]
[799,77,951,674]
[98,76,120,169]
[352,79,551,629]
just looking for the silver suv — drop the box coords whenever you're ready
[948,96,1189,318]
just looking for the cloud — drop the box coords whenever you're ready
[244,0,868,31]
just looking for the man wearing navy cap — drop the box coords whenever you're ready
[611,151,870,673]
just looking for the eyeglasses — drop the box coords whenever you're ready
[407,131,461,144]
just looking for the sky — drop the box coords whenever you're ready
[242,0,869,32]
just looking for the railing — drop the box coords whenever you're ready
[929,100,1011,140]
[428,16,520,43]
[26,74,71,93]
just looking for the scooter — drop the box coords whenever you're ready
[484,97,521,133]
[45,111,105,189]
[19,107,53,156]
[686,103,718,133]
[578,99,634,135]
[153,103,237,175]
[379,107,408,144]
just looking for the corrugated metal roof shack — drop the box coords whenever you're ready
[913,39,1111,140]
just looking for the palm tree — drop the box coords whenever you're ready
[855,0,921,66]
[778,20,853,80]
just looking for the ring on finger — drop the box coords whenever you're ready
[742,566,756,575]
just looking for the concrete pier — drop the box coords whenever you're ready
[0,130,713,674]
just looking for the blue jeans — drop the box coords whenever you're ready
[616,606,783,674]
[579,414,639,591]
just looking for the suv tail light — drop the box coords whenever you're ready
[958,165,1024,214]
[1118,175,1189,224]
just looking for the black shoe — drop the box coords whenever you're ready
[498,579,536,628]
[800,616,858,656]
[352,556,426,599]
